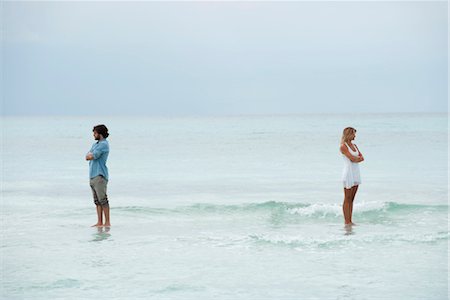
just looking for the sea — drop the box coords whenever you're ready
[1,113,448,299]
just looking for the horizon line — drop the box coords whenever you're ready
[1,111,448,118]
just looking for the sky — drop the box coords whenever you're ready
[2,1,448,116]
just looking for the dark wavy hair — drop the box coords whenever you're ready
[93,124,109,138]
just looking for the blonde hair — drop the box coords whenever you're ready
[341,127,356,144]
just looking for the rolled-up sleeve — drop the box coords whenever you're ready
[92,143,109,160]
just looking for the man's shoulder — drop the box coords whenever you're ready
[92,140,109,148]
[100,139,110,149]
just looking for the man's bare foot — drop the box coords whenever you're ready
[350,222,357,226]
[103,223,111,227]
[91,223,103,227]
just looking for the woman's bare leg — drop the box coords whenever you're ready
[349,185,359,224]
[343,188,353,225]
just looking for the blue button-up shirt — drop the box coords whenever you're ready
[88,139,110,180]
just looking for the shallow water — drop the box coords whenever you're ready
[1,113,448,299]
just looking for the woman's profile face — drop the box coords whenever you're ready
[351,132,356,140]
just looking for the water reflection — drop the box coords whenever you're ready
[344,224,354,236]
[91,226,111,242]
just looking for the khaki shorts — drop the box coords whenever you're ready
[90,175,109,206]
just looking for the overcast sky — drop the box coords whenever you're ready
[2,1,448,116]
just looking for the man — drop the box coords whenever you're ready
[86,124,111,227]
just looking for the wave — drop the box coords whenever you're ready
[249,230,450,248]
[287,201,448,218]
[113,201,303,214]
[167,230,450,249]
[113,201,448,219]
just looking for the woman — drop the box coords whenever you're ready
[340,127,364,226]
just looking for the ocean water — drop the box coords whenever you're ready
[1,113,448,299]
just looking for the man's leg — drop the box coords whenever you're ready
[102,205,111,227]
[96,205,103,225]
[96,176,110,227]
[90,181,103,227]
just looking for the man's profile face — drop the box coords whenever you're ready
[93,131,102,140]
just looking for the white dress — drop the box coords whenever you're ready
[342,142,361,189]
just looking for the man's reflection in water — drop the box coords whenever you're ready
[92,226,111,242]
